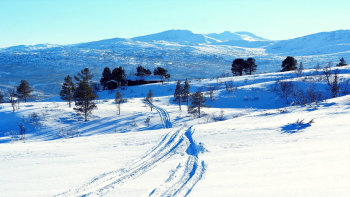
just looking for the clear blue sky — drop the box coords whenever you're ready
[0,0,349,47]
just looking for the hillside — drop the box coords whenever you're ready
[1,66,350,196]
[0,29,350,97]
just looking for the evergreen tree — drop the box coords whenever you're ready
[154,67,170,84]
[60,75,75,108]
[115,89,123,115]
[74,68,93,84]
[173,80,183,110]
[112,66,127,86]
[136,65,151,77]
[244,57,257,75]
[281,56,297,72]
[100,67,112,90]
[182,79,190,111]
[74,81,97,121]
[336,57,347,67]
[189,90,207,118]
[16,80,33,103]
[231,58,246,76]
[145,89,154,111]
[0,90,3,104]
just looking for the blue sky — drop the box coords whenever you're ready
[0,0,349,47]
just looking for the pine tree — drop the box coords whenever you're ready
[182,79,190,111]
[336,57,347,67]
[154,67,170,84]
[231,58,246,76]
[74,68,93,84]
[60,75,75,108]
[173,80,183,110]
[189,90,207,118]
[0,90,3,104]
[244,57,257,75]
[115,89,123,115]
[136,65,151,77]
[112,66,127,87]
[145,90,154,111]
[100,67,112,90]
[281,56,297,72]
[16,80,33,103]
[74,81,97,121]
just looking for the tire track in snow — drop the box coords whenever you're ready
[149,127,206,197]
[150,102,172,129]
[55,104,204,197]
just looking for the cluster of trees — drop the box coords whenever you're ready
[281,56,347,72]
[100,67,127,90]
[231,57,257,76]
[100,65,170,90]
[60,68,97,121]
[173,79,207,117]
[0,80,34,112]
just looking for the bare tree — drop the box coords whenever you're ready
[207,85,216,101]
[7,88,17,112]
[275,81,294,104]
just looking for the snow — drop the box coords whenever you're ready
[1,66,350,196]
[1,29,349,97]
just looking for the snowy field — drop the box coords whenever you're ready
[1,66,350,196]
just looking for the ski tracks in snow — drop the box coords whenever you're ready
[56,104,205,197]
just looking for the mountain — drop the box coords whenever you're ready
[207,31,268,42]
[266,30,350,55]
[132,29,218,44]
[0,43,60,52]
[0,29,349,97]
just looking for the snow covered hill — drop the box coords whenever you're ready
[0,29,349,97]
[1,66,350,196]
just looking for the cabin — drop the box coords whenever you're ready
[127,76,164,86]
[105,76,164,88]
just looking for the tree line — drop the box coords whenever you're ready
[100,65,170,90]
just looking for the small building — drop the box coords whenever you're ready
[127,75,163,86]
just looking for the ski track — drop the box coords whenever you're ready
[55,104,204,197]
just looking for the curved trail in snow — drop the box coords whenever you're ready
[56,103,204,197]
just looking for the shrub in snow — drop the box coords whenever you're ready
[144,117,151,127]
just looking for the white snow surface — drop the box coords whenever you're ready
[1,66,350,196]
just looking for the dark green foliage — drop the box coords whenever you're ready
[182,79,190,111]
[60,75,75,108]
[231,58,246,76]
[244,57,257,75]
[100,67,112,90]
[74,81,97,121]
[16,80,33,103]
[115,89,123,115]
[74,68,93,84]
[189,90,207,118]
[173,80,183,110]
[336,57,347,67]
[154,67,170,83]
[136,65,151,77]
[0,90,3,103]
[145,89,153,111]
[111,66,127,86]
[281,56,297,72]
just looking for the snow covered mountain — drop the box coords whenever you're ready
[0,29,349,96]
[207,31,269,42]
[266,30,350,55]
